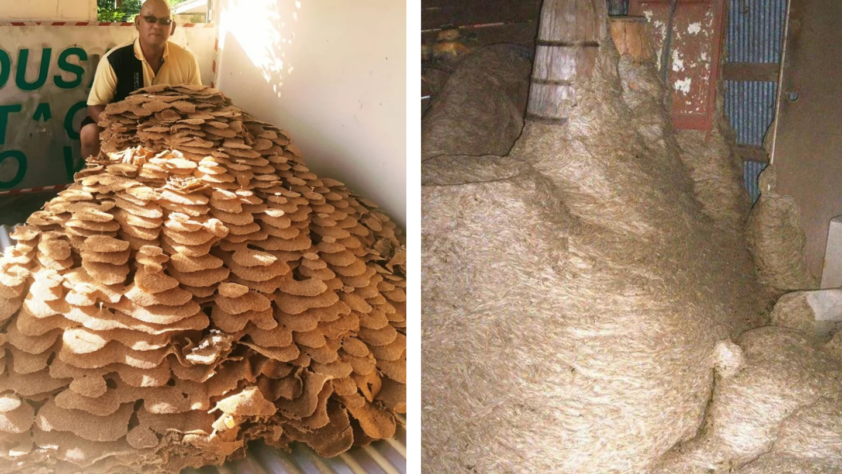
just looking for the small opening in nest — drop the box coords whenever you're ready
[127,408,140,430]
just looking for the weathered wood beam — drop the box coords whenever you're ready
[421,0,541,30]
[609,16,653,63]
[722,62,780,83]
[421,22,539,50]
[526,0,607,123]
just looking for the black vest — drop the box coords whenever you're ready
[107,43,144,103]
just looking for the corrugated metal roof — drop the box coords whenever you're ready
[187,420,406,474]
[726,0,787,63]
[743,159,767,204]
[724,80,777,146]
[724,0,786,202]
[0,227,406,473]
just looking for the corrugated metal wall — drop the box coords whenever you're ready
[186,425,407,474]
[724,80,777,146]
[724,0,787,202]
[188,421,407,474]
[743,159,767,203]
[726,0,787,63]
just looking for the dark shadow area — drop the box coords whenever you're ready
[0,190,58,227]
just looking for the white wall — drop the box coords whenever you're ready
[0,0,97,21]
[215,0,406,228]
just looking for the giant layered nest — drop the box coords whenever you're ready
[0,85,406,473]
[422,38,841,474]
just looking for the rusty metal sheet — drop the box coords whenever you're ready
[629,0,726,130]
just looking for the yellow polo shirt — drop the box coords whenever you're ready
[88,38,202,106]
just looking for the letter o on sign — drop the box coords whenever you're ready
[0,150,27,189]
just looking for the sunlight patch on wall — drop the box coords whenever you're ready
[218,0,300,98]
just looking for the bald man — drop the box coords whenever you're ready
[81,0,202,159]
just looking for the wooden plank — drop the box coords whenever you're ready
[772,0,842,278]
[422,0,540,30]
[422,21,538,48]
[735,145,769,164]
[609,16,654,63]
[722,62,780,82]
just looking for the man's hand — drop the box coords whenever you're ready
[88,105,106,125]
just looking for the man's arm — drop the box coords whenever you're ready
[82,54,117,159]
[88,54,118,109]
[88,105,106,124]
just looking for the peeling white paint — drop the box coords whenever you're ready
[672,50,684,72]
[701,52,709,61]
[652,20,667,44]
[687,22,702,34]
[674,77,692,95]
[644,10,653,21]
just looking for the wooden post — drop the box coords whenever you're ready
[526,0,607,123]
[609,16,654,64]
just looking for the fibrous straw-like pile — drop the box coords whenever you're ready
[0,85,406,473]
[768,289,842,341]
[746,165,818,292]
[650,326,842,474]
[422,35,842,473]
[421,45,533,160]
[423,28,765,474]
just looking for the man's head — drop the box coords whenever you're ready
[135,0,175,49]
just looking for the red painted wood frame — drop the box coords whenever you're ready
[629,0,727,131]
